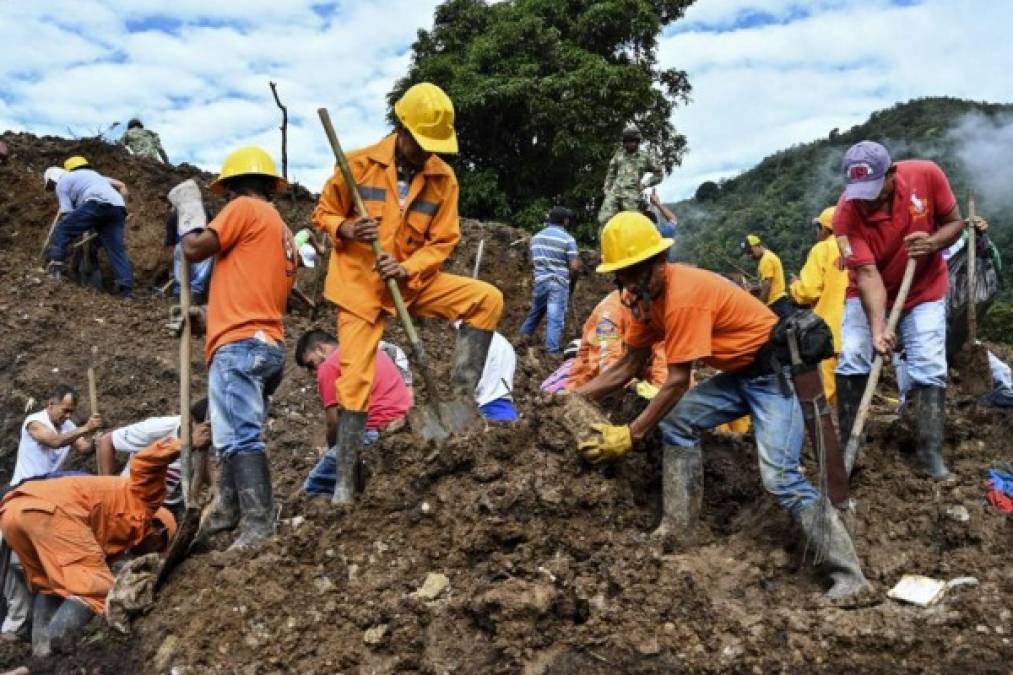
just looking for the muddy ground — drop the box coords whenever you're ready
[0,133,1009,673]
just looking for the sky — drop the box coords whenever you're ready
[2,0,1010,202]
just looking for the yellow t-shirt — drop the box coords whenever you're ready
[757,249,786,306]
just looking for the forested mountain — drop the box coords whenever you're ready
[671,97,1013,303]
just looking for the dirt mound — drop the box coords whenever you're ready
[0,132,1010,674]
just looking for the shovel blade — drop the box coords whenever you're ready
[407,399,480,442]
[955,343,992,398]
[155,506,201,590]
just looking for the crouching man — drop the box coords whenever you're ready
[573,212,868,599]
[0,438,179,656]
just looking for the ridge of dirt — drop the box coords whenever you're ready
[0,132,1009,674]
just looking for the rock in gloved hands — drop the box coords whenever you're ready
[578,423,632,464]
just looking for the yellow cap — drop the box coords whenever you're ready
[210,146,287,195]
[597,211,673,274]
[64,155,89,171]
[745,234,761,247]
[394,83,458,154]
[815,206,836,230]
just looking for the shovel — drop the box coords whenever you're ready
[843,258,917,472]
[957,194,991,397]
[157,180,209,589]
[317,108,457,442]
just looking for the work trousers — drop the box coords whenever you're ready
[659,369,818,515]
[48,201,133,293]
[519,279,568,353]
[336,272,503,411]
[0,503,112,614]
[209,338,285,459]
[1,548,31,635]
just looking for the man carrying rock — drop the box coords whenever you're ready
[312,82,503,504]
[518,206,581,356]
[573,212,868,600]
[598,124,662,226]
[179,149,297,549]
[294,329,413,497]
[0,438,178,656]
[44,155,133,297]
[121,118,170,164]
[833,141,964,480]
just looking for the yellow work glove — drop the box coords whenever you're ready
[578,423,632,464]
[634,381,660,400]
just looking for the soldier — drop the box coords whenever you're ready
[597,124,662,226]
[121,119,170,164]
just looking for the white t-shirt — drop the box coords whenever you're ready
[475,332,516,407]
[11,410,76,485]
[111,416,183,505]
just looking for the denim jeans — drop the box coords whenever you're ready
[49,201,133,292]
[519,279,568,353]
[173,243,213,297]
[304,430,378,496]
[659,370,818,514]
[209,338,285,459]
[837,297,947,388]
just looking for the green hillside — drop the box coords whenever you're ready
[671,97,1013,307]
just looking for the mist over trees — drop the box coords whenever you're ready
[389,0,695,239]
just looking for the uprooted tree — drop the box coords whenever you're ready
[389,0,694,240]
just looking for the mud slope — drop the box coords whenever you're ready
[0,132,1009,674]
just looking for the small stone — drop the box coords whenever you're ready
[348,564,359,581]
[945,505,970,522]
[637,637,660,656]
[411,572,450,600]
[420,501,432,514]
[664,622,675,633]
[314,577,335,593]
[363,624,388,645]
[154,635,179,672]
[976,625,990,634]
[290,515,305,529]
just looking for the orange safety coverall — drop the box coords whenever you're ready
[0,438,179,614]
[566,290,668,390]
[312,133,503,411]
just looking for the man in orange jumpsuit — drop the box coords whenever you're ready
[566,289,668,394]
[312,82,503,503]
[0,438,179,656]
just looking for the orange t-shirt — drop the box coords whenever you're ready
[205,196,298,363]
[626,264,776,373]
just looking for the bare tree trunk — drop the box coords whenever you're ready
[269,81,288,181]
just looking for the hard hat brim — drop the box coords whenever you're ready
[596,238,673,274]
[408,128,459,154]
[210,174,288,196]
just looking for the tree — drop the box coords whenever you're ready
[694,180,719,201]
[389,0,694,240]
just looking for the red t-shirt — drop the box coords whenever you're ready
[316,347,413,430]
[833,160,956,310]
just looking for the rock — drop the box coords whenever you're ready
[314,576,335,593]
[945,505,970,522]
[154,635,179,672]
[637,637,660,656]
[420,501,432,514]
[412,572,450,600]
[364,624,388,646]
[472,579,556,618]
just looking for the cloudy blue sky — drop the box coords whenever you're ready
[2,0,1009,202]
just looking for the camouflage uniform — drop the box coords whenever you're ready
[122,128,168,163]
[598,148,662,225]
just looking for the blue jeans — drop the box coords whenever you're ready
[659,370,818,514]
[173,243,213,297]
[304,430,378,496]
[837,297,947,388]
[49,201,133,292]
[209,339,285,459]
[519,279,568,353]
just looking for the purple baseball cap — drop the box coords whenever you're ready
[841,140,892,201]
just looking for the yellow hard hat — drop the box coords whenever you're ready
[394,83,458,154]
[597,211,673,274]
[815,206,836,230]
[745,234,761,246]
[210,146,287,195]
[64,155,89,171]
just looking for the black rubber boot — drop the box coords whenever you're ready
[652,444,703,542]
[444,325,495,431]
[795,500,869,599]
[46,597,95,654]
[31,593,62,657]
[331,410,368,505]
[227,452,274,551]
[912,385,953,480]
[836,374,868,476]
[201,454,239,538]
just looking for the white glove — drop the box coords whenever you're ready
[640,172,655,188]
[167,179,207,238]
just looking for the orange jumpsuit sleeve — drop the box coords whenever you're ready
[565,309,601,390]
[642,342,669,388]
[401,180,461,290]
[127,438,182,515]
[312,167,353,249]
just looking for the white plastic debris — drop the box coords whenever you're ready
[887,574,979,607]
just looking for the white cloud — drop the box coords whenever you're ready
[659,0,1013,200]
